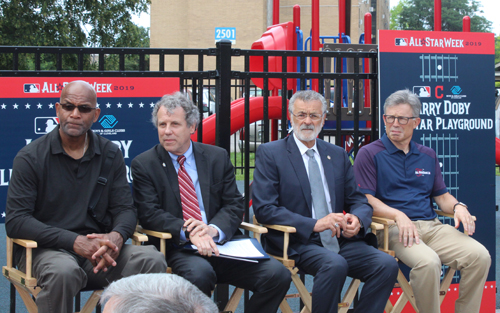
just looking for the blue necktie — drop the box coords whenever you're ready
[306,149,339,253]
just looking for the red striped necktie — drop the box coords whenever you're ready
[177,155,202,221]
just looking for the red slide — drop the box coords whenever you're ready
[191,96,287,145]
[496,137,500,165]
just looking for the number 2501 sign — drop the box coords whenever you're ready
[215,27,236,44]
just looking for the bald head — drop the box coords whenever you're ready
[60,81,97,106]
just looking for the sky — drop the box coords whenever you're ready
[390,0,500,35]
[132,1,499,36]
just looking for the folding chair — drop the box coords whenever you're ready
[135,221,268,313]
[252,216,387,313]
[3,231,147,313]
[371,210,476,313]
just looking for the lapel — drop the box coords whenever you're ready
[317,140,337,213]
[192,142,211,216]
[286,136,313,213]
[155,145,182,207]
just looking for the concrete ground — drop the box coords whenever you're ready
[1,178,498,312]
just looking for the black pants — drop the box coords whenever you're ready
[167,249,291,313]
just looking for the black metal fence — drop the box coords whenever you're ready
[0,41,379,311]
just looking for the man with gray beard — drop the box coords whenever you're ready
[252,90,398,313]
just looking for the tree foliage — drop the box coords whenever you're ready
[0,0,150,70]
[496,36,500,65]
[390,0,492,32]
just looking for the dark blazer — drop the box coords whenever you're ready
[131,142,244,246]
[252,135,374,256]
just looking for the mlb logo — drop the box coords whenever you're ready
[35,117,59,134]
[24,83,41,93]
[413,86,431,97]
[395,38,408,46]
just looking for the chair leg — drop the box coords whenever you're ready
[279,299,294,313]
[10,283,16,313]
[79,290,103,313]
[385,298,394,313]
[339,279,361,313]
[224,287,244,313]
[12,284,38,313]
[291,272,312,313]
[439,267,456,305]
[392,269,418,313]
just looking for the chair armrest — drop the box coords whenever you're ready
[136,226,172,240]
[258,223,296,233]
[131,232,148,243]
[371,216,396,226]
[11,238,37,249]
[434,209,476,221]
[240,222,267,234]
[369,222,385,231]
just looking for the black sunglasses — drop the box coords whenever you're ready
[60,103,97,114]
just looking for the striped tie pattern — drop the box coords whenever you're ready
[177,155,202,221]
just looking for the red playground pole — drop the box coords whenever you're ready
[364,13,372,110]
[311,0,320,92]
[434,0,442,31]
[271,0,280,141]
[463,16,471,32]
[339,0,346,43]
[273,0,279,25]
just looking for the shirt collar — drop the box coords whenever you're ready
[169,140,194,165]
[293,132,318,156]
[50,126,100,157]
[381,133,419,155]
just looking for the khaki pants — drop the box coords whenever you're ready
[385,218,490,313]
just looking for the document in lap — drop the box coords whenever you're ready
[184,238,270,263]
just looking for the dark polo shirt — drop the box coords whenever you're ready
[353,134,447,220]
[6,126,136,252]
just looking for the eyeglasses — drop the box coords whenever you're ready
[384,115,416,125]
[60,103,96,114]
[291,112,325,121]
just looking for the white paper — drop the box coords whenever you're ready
[191,238,264,258]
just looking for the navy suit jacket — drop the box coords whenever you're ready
[131,142,244,246]
[252,135,374,256]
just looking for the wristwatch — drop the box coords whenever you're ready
[453,202,468,213]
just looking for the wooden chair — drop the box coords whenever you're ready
[3,231,148,313]
[371,210,476,313]
[134,221,268,313]
[252,216,387,313]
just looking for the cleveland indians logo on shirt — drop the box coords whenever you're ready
[415,168,431,177]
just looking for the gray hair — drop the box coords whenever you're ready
[383,89,421,118]
[288,90,328,114]
[100,273,218,313]
[151,92,200,128]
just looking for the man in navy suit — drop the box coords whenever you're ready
[132,92,290,313]
[252,90,398,313]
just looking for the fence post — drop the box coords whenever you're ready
[215,40,232,154]
[214,40,231,310]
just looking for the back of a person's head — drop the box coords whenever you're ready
[101,273,218,313]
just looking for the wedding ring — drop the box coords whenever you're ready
[334,223,339,228]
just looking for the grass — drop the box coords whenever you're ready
[231,152,255,181]
[496,166,500,176]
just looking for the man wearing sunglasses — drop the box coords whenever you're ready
[5,81,167,313]
[353,89,490,313]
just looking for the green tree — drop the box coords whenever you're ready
[390,0,492,32]
[0,0,150,70]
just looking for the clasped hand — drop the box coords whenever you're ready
[184,218,219,257]
[313,213,361,238]
[73,231,123,274]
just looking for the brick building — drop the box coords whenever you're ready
[150,0,389,71]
